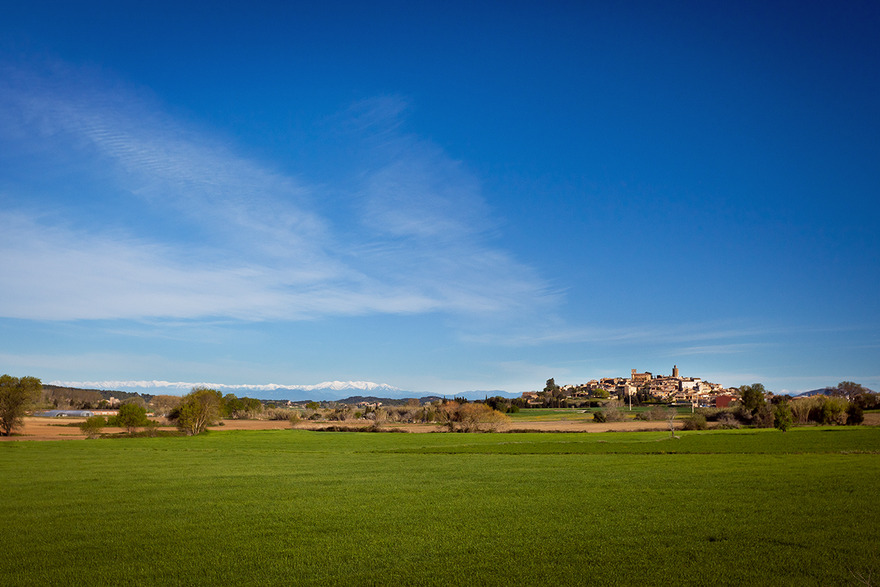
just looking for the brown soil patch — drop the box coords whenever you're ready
[1,417,678,440]
[0,417,126,441]
[4,413,878,440]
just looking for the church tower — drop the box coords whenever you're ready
[673,365,679,379]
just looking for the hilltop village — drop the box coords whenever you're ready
[523,366,736,408]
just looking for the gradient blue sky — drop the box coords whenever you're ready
[1,0,877,396]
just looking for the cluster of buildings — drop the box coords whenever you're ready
[525,366,738,407]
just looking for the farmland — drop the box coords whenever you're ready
[1,427,879,585]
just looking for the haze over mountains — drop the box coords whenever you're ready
[48,379,518,402]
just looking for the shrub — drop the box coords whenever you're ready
[447,403,510,432]
[734,405,754,425]
[143,420,159,437]
[264,408,294,421]
[649,406,672,421]
[79,415,106,439]
[774,402,793,432]
[753,404,775,428]
[813,396,848,425]
[696,407,720,420]
[593,406,625,423]
[682,414,707,430]
[327,407,350,421]
[716,413,741,429]
[698,408,738,423]
[608,406,626,421]
[854,392,879,410]
[790,398,814,425]
[846,403,864,426]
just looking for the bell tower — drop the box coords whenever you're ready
[673,365,679,378]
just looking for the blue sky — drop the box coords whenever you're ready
[1,1,877,397]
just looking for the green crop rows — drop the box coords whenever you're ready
[2,427,878,586]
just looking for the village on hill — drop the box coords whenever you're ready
[522,366,737,408]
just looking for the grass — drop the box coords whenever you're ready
[1,427,879,586]
[506,405,696,421]
[505,407,598,421]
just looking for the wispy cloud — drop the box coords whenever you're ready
[0,61,554,323]
[48,379,400,394]
[461,320,788,348]
[666,343,771,356]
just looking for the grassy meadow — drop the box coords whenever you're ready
[2,427,879,586]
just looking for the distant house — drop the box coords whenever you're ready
[714,395,736,409]
[34,410,95,418]
[631,369,653,385]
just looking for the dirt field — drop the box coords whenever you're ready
[4,412,879,441]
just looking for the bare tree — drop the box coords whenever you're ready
[150,395,182,418]
[451,403,509,432]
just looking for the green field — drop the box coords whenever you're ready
[2,427,879,586]
[505,406,697,421]
[505,407,599,421]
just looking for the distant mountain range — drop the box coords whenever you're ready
[793,387,875,397]
[47,379,523,403]
[236,386,522,403]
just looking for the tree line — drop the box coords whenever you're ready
[3,373,875,438]
[80,387,249,437]
[678,382,875,432]
[0,377,265,437]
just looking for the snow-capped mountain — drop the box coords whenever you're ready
[49,379,403,401]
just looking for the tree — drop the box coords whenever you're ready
[836,381,869,400]
[0,375,42,436]
[150,395,182,418]
[221,394,262,419]
[116,402,149,434]
[222,393,242,418]
[175,387,222,436]
[774,402,793,432]
[637,383,651,405]
[544,378,559,393]
[120,396,147,409]
[739,383,767,413]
